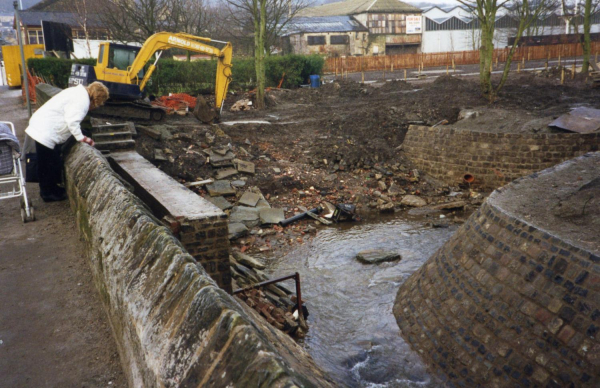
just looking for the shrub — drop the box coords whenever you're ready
[28,57,96,89]
[26,54,325,95]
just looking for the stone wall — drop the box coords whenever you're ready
[394,154,600,387]
[64,143,333,387]
[402,125,600,190]
[34,84,332,387]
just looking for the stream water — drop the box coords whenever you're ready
[265,214,458,387]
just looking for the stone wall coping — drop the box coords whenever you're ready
[488,152,600,256]
[111,151,224,221]
[409,124,600,139]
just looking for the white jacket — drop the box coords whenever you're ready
[25,85,89,149]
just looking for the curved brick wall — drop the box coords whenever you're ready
[402,125,600,190]
[394,154,600,387]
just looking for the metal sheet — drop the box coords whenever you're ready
[549,107,600,134]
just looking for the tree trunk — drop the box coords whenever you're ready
[582,0,592,73]
[255,0,267,109]
[479,25,494,97]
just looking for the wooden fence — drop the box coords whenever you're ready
[324,42,600,74]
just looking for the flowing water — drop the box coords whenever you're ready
[265,214,458,387]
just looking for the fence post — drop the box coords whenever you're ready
[404,69,407,80]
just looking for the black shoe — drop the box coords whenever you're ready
[41,192,67,202]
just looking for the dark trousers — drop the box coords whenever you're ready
[35,141,64,198]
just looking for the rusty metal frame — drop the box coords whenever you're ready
[233,272,303,318]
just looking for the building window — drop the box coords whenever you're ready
[28,29,44,44]
[307,35,326,45]
[330,35,349,45]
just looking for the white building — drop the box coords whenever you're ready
[421,6,600,53]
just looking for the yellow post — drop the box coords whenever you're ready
[446,64,449,75]
[561,68,565,84]
[452,57,455,70]
[496,56,498,68]
[572,62,576,79]
[517,63,521,73]
[404,69,407,80]
[545,61,548,71]
[558,54,561,67]
[391,63,394,72]
[361,71,364,84]
[596,52,598,63]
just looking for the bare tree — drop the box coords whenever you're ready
[68,0,94,56]
[97,0,176,43]
[224,0,311,108]
[224,0,311,55]
[581,0,600,72]
[458,0,558,100]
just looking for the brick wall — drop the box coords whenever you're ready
[176,216,232,293]
[394,171,600,386]
[402,125,600,190]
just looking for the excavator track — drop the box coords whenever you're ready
[90,100,166,122]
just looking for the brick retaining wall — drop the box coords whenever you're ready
[402,125,600,190]
[394,155,600,387]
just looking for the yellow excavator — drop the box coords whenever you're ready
[68,32,233,122]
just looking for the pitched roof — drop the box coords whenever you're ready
[18,10,103,28]
[27,0,70,12]
[299,0,422,17]
[283,16,368,35]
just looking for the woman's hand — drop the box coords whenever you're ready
[81,136,95,147]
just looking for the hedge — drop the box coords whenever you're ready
[27,54,325,95]
[28,57,96,89]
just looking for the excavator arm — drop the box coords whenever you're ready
[129,32,233,112]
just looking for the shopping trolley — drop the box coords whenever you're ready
[0,121,35,222]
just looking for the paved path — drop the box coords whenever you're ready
[0,87,125,388]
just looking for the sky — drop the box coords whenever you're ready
[0,0,462,15]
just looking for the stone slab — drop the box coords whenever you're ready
[235,159,255,175]
[229,206,261,228]
[239,192,260,207]
[214,168,238,180]
[259,208,285,225]
[110,151,223,220]
[206,196,233,211]
[228,222,248,240]
[206,180,236,197]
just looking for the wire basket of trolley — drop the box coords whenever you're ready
[0,121,35,222]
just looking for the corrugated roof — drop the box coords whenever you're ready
[18,11,103,28]
[283,16,368,35]
[299,0,421,17]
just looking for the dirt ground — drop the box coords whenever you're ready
[0,87,125,388]
[133,68,600,255]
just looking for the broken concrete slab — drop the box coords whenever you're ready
[259,208,285,225]
[239,192,261,207]
[206,180,236,197]
[356,249,401,264]
[324,173,338,182]
[231,180,246,188]
[193,95,217,123]
[205,196,233,211]
[232,250,266,270]
[235,159,255,175]
[401,195,427,207]
[229,206,261,228]
[214,168,238,180]
[228,223,249,240]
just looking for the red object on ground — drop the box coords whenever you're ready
[151,93,198,114]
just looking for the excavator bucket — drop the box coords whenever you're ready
[193,95,218,124]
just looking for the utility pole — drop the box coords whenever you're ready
[14,1,32,118]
